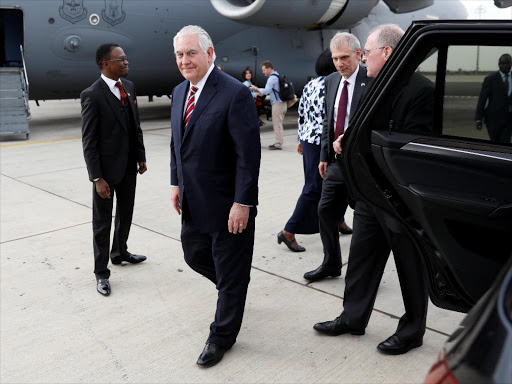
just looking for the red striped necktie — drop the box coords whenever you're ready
[335,80,349,140]
[115,81,127,106]
[184,85,198,127]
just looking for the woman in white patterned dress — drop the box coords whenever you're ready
[278,50,352,252]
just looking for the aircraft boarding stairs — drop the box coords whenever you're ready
[0,64,31,139]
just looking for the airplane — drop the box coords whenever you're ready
[0,0,508,137]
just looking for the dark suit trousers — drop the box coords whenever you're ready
[92,173,137,279]
[317,162,349,270]
[181,198,255,349]
[341,201,428,341]
[487,112,512,143]
[285,140,323,234]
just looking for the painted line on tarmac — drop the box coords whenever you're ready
[0,221,91,245]
[0,127,169,148]
[17,166,87,179]
[0,173,92,210]
[0,136,81,148]
[131,223,181,242]
[252,265,451,338]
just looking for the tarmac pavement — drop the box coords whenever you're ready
[0,98,466,383]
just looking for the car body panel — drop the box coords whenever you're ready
[342,20,512,313]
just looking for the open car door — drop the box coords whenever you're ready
[343,21,512,313]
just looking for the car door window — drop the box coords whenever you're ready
[389,43,512,146]
[444,45,512,144]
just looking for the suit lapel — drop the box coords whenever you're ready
[99,79,126,129]
[182,68,219,143]
[172,83,187,143]
[495,72,509,97]
[327,73,342,136]
[123,82,138,122]
[350,65,368,117]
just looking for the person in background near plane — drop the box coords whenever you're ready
[475,53,512,143]
[81,43,147,297]
[277,50,352,253]
[242,67,258,99]
[170,25,261,368]
[314,24,429,355]
[250,61,288,150]
[302,32,367,282]
[242,67,266,127]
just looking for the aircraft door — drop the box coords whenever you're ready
[0,8,23,67]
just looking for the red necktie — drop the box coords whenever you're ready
[184,86,198,127]
[115,81,127,106]
[335,80,349,140]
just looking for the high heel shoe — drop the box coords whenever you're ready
[277,231,305,252]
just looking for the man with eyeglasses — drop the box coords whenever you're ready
[313,25,429,355]
[81,43,147,296]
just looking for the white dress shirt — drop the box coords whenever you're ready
[101,73,122,100]
[183,63,215,115]
[333,65,360,134]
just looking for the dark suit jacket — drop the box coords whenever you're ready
[170,67,261,233]
[475,71,512,135]
[81,77,146,185]
[320,65,368,163]
[390,72,434,133]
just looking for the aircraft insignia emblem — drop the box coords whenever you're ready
[59,0,87,24]
[102,0,126,26]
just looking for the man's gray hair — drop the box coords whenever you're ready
[330,32,361,52]
[173,25,216,62]
[369,24,404,49]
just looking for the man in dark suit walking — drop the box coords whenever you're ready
[314,25,429,355]
[170,25,261,367]
[81,44,147,297]
[475,53,512,143]
[303,32,368,282]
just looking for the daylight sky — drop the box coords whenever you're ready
[462,0,512,19]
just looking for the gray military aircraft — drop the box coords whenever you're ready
[0,0,509,137]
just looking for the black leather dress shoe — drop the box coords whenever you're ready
[339,223,353,235]
[197,342,226,367]
[377,334,423,355]
[111,252,147,265]
[268,144,282,150]
[304,265,341,282]
[277,231,305,252]
[313,316,365,336]
[97,279,111,296]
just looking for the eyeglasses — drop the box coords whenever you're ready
[362,47,385,56]
[106,56,128,63]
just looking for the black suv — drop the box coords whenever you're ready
[342,21,512,383]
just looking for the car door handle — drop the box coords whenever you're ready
[490,204,512,219]
[401,142,512,164]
